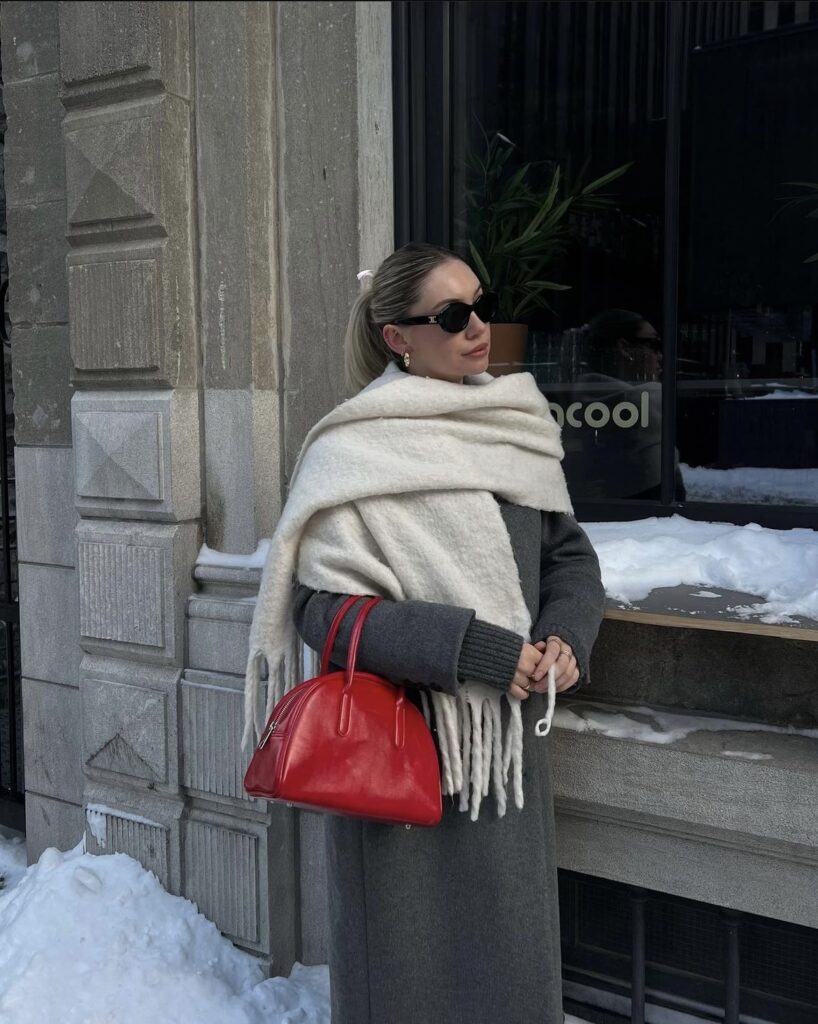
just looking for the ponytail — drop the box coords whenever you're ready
[344,287,392,395]
[343,242,462,394]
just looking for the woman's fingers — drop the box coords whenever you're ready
[507,667,532,700]
[530,636,579,691]
[555,658,579,691]
[531,638,559,682]
[510,673,531,700]
[515,636,580,696]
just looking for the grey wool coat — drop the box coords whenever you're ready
[293,501,605,1024]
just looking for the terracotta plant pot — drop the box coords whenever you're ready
[488,322,529,376]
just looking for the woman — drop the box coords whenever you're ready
[244,242,605,1024]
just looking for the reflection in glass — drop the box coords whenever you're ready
[537,311,678,501]
[678,19,818,506]
[454,1,667,501]
[439,1,818,509]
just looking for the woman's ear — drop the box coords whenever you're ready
[382,324,406,356]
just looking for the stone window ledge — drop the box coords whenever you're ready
[603,585,818,643]
[553,698,818,774]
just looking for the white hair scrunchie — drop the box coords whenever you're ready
[357,269,374,287]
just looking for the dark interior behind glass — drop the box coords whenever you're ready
[393,1,818,523]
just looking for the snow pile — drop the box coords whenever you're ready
[681,463,818,505]
[0,843,329,1024]
[0,838,599,1024]
[583,515,818,623]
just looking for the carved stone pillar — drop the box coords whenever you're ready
[59,0,200,895]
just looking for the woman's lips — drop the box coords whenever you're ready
[464,344,490,358]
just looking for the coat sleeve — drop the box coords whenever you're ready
[293,585,524,696]
[532,513,606,691]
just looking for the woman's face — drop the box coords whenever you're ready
[612,321,662,381]
[382,260,491,383]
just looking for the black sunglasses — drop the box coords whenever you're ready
[388,292,499,334]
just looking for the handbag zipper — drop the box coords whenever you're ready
[255,676,325,751]
[258,718,277,749]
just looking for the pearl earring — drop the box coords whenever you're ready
[402,351,411,369]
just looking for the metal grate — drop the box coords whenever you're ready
[577,880,632,955]
[647,898,724,980]
[740,919,818,1005]
[560,871,818,1024]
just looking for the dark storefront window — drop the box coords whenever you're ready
[393,1,818,528]
[680,23,818,508]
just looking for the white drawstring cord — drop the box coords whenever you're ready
[534,664,557,737]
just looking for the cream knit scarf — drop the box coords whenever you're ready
[243,361,573,820]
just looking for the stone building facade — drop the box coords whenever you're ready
[2,0,816,990]
[2,0,391,969]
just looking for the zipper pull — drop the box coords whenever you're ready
[258,719,277,750]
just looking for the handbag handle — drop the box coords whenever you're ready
[320,595,365,675]
[326,596,406,746]
[343,596,382,689]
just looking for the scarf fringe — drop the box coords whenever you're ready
[241,625,302,751]
[429,687,526,821]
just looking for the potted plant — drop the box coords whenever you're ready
[465,129,631,374]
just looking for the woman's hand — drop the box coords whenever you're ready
[529,636,579,693]
[509,642,544,700]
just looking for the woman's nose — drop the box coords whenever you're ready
[467,311,488,333]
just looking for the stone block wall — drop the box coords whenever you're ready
[54,0,202,909]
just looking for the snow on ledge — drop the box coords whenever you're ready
[0,828,26,893]
[85,804,163,850]
[555,702,818,746]
[582,515,818,624]
[681,463,818,505]
[744,389,818,400]
[197,540,270,570]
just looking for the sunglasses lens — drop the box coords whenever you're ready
[438,303,472,333]
[475,292,498,324]
[438,293,498,333]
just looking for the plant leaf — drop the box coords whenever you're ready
[579,161,633,195]
[468,241,491,285]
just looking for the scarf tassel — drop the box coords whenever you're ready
[241,626,303,751]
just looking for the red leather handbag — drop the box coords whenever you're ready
[243,595,443,827]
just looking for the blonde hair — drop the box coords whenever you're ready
[344,242,462,394]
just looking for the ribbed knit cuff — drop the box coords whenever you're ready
[457,619,524,692]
